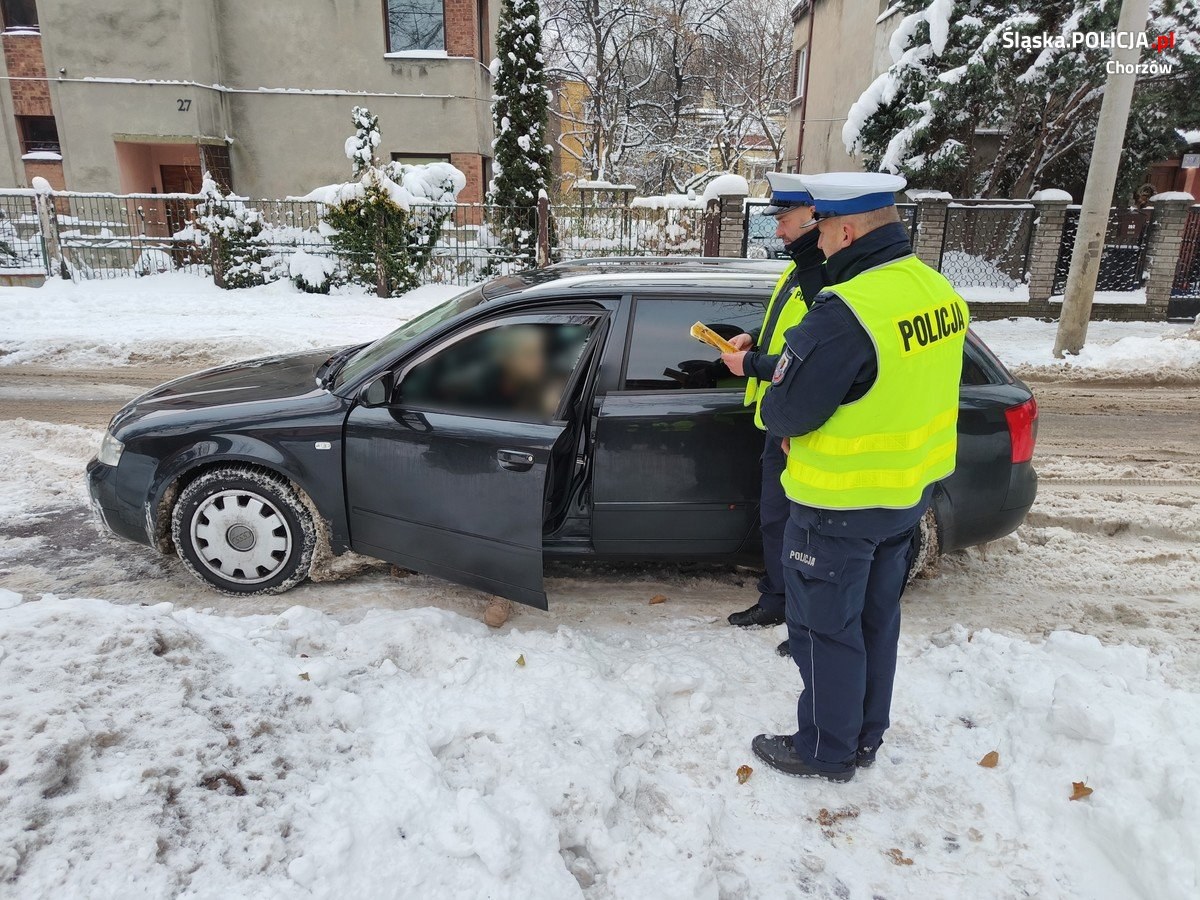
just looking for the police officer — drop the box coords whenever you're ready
[721,171,825,629]
[748,172,969,783]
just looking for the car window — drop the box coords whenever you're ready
[399,318,595,420]
[334,285,488,389]
[624,297,764,391]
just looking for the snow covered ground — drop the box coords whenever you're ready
[2,274,1200,897]
[2,274,1197,384]
[2,422,1199,897]
[3,592,1197,899]
[0,274,462,370]
[973,317,1200,382]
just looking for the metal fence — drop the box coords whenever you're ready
[1053,206,1153,295]
[551,203,705,260]
[0,192,46,274]
[939,201,1035,296]
[50,192,206,277]
[1168,205,1200,318]
[0,190,712,287]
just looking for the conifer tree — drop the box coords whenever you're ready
[488,0,553,264]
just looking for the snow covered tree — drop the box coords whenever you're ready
[312,107,466,296]
[844,0,1200,199]
[194,175,273,290]
[346,106,382,178]
[489,0,553,264]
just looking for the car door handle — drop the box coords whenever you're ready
[497,449,535,471]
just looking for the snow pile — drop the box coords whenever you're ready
[973,318,1200,382]
[700,174,749,202]
[0,595,1197,898]
[0,275,461,369]
[1030,188,1073,202]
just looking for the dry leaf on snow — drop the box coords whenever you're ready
[736,765,753,784]
[978,750,999,768]
[649,594,667,605]
[1070,781,1094,801]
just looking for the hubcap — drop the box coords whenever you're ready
[190,489,292,585]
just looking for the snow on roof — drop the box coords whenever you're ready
[1177,129,1200,145]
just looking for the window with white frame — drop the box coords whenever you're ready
[793,46,807,103]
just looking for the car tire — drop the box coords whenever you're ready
[906,506,940,586]
[171,466,315,595]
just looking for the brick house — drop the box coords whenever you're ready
[0,0,498,200]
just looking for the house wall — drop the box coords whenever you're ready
[0,0,499,199]
[786,0,903,174]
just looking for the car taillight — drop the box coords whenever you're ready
[1004,398,1038,464]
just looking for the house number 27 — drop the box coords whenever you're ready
[177,99,192,112]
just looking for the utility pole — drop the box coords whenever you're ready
[1053,0,1152,358]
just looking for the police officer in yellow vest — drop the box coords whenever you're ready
[746,172,969,783]
[722,172,825,629]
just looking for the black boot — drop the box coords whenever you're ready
[727,604,785,628]
[856,741,882,768]
[751,734,855,783]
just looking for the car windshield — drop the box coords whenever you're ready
[334,285,488,389]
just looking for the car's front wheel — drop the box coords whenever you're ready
[171,466,315,595]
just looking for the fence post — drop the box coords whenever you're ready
[717,194,747,257]
[536,194,550,268]
[32,180,65,279]
[910,193,951,269]
[1143,195,1192,321]
[702,198,721,257]
[1026,194,1071,315]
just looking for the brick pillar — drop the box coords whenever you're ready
[717,194,747,257]
[449,152,485,226]
[911,196,950,269]
[444,0,480,59]
[1026,197,1071,315]
[3,31,66,189]
[1143,196,1194,321]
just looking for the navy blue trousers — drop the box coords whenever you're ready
[781,507,916,771]
[755,436,790,617]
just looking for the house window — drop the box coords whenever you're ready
[792,46,807,103]
[385,0,445,53]
[390,152,451,165]
[17,115,59,154]
[1,0,38,30]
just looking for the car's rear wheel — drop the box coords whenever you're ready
[906,506,940,586]
[172,466,315,595]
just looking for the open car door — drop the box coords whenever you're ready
[343,312,601,608]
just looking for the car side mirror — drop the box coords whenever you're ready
[358,371,395,408]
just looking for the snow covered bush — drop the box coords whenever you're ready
[288,249,335,294]
[486,0,552,268]
[193,176,278,289]
[302,107,465,297]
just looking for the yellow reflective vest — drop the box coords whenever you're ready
[743,263,810,430]
[781,255,969,510]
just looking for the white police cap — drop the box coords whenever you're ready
[761,171,814,217]
[799,172,908,216]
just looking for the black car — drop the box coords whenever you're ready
[86,258,1038,608]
